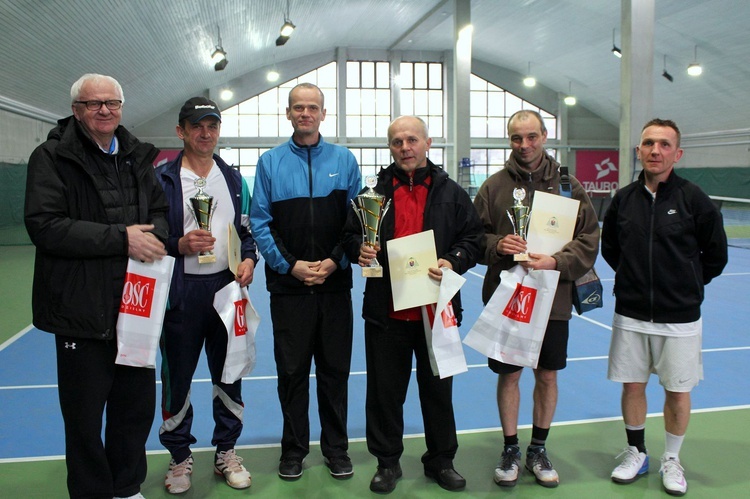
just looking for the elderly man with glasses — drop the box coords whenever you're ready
[25,73,168,499]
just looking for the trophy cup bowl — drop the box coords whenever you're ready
[352,176,391,278]
[189,179,217,264]
[507,187,531,262]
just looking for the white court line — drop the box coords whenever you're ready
[0,324,34,353]
[4,346,750,391]
[3,404,748,464]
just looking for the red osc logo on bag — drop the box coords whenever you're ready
[441,302,458,328]
[234,299,248,337]
[502,284,537,323]
[120,272,156,318]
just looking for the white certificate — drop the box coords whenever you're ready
[387,229,440,311]
[228,222,242,276]
[526,191,579,256]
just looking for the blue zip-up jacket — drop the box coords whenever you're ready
[601,169,727,323]
[251,135,361,294]
[156,151,258,310]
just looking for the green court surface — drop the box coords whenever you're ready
[3,409,749,498]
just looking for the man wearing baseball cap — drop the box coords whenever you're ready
[155,96,258,493]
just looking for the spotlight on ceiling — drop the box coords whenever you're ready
[212,26,227,71]
[280,20,295,37]
[267,69,280,82]
[523,62,536,88]
[275,0,295,46]
[214,57,228,71]
[687,45,703,76]
[662,55,674,82]
[611,28,622,58]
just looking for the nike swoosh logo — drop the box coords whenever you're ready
[668,209,677,215]
[329,172,339,177]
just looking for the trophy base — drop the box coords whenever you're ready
[198,253,217,264]
[362,266,383,278]
[514,253,531,262]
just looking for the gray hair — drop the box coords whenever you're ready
[70,74,124,104]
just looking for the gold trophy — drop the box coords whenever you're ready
[507,187,531,262]
[352,175,391,278]
[188,178,217,264]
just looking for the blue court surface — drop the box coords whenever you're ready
[1,249,749,461]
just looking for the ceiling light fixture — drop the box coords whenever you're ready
[523,62,536,88]
[564,81,576,106]
[220,89,234,101]
[662,55,674,82]
[275,0,296,46]
[212,26,228,71]
[267,69,280,82]
[611,28,622,58]
[687,45,703,76]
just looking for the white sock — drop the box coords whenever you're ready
[664,431,684,459]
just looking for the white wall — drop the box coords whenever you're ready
[0,109,53,163]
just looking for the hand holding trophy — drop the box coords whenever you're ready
[507,187,531,262]
[352,175,391,278]
[188,178,217,264]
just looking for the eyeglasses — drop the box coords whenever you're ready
[74,100,123,111]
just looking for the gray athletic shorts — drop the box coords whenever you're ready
[607,326,703,392]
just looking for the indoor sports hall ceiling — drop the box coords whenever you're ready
[0,0,748,135]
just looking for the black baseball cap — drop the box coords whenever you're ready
[179,97,221,124]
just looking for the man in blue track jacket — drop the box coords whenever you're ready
[251,83,361,481]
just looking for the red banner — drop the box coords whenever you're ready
[575,150,619,192]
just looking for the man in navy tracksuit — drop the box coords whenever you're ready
[156,97,258,494]
[250,83,361,480]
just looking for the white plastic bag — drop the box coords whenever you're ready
[464,265,560,369]
[115,256,175,368]
[213,281,260,384]
[420,268,468,379]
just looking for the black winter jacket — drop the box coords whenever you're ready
[24,116,168,339]
[342,160,483,328]
[601,169,727,323]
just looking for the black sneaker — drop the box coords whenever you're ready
[278,458,303,480]
[324,455,353,479]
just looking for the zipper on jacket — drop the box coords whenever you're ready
[648,194,655,321]
[306,147,315,251]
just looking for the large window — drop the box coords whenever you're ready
[469,74,557,183]
[217,62,554,191]
[220,62,338,140]
[400,62,444,138]
[470,74,556,140]
[346,61,391,138]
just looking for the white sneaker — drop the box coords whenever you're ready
[215,449,252,489]
[165,455,193,494]
[660,456,688,496]
[494,445,521,486]
[611,446,649,483]
[114,494,145,499]
[525,446,559,488]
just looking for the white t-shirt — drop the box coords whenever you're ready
[180,163,234,275]
[613,313,702,337]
